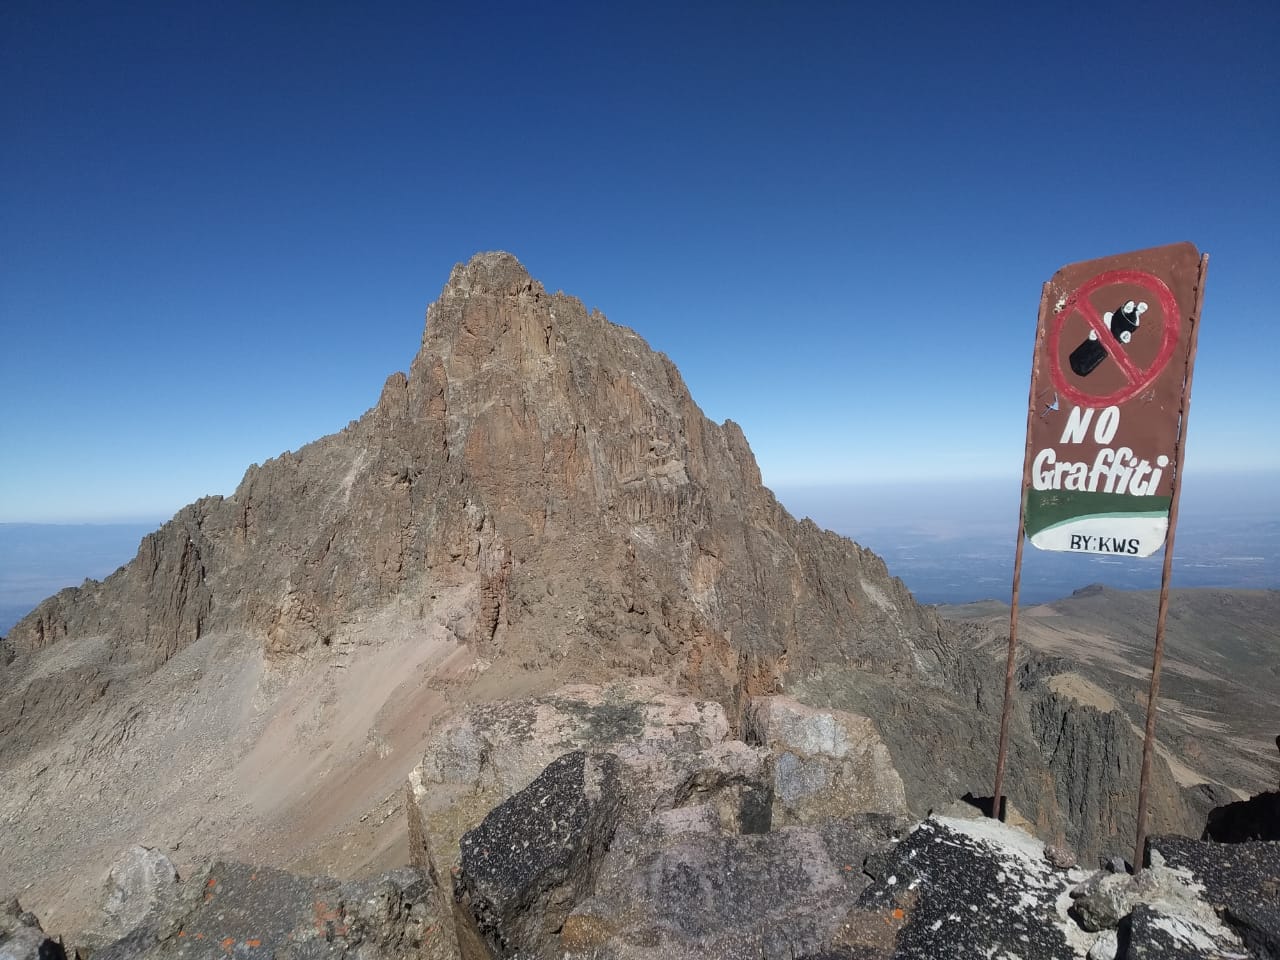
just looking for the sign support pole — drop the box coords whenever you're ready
[992,281,1051,820]
[1133,253,1209,869]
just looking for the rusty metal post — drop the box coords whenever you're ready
[1132,254,1208,869]
[992,281,1051,819]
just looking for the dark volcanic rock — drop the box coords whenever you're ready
[454,751,622,959]
[1205,791,1280,843]
[1149,834,1280,958]
[1121,902,1251,959]
[854,817,1087,960]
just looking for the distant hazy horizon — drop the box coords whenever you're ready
[776,469,1280,605]
[3,469,1274,635]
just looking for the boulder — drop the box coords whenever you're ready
[407,683,771,878]
[744,697,909,825]
[98,846,179,942]
[453,751,622,959]
[853,816,1097,959]
[561,814,904,959]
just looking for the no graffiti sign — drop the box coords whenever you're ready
[997,242,1209,866]
[1021,242,1206,557]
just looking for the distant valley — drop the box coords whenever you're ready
[942,585,1280,798]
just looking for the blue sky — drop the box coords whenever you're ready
[2,1,1277,523]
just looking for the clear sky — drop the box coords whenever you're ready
[2,1,1277,523]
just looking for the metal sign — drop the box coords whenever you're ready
[1023,243,1203,556]
[992,243,1208,873]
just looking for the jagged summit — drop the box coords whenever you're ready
[440,250,539,297]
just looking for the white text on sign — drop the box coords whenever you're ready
[1031,406,1169,496]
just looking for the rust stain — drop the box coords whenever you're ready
[892,908,905,920]
[313,899,350,936]
[221,937,236,953]
[246,940,262,948]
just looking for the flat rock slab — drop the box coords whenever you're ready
[561,814,905,959]
[93,862,448,960]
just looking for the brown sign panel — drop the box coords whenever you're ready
[1023,242,1204,556]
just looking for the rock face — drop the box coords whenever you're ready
[1023,659,1199,861]
[744,696,908,825]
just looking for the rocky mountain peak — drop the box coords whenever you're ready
[9,252,942,700]
[440,250,541,298]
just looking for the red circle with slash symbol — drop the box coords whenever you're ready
[1047,269,1182,408]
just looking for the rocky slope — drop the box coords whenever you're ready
[944,586,1280,799]
[0,253,1235,937]
[12,684,1275,959]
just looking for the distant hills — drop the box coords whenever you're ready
[942,585,1280,796]
[778,473,1279,605]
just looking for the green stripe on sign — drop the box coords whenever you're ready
[1024,489,1172,538]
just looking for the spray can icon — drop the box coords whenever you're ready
[1069,300,1147,377]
